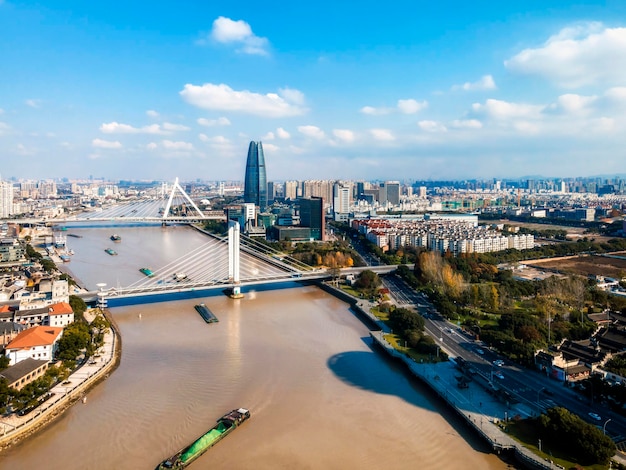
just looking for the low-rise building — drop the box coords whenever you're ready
[0,358,49,391]
[4,326,63,365]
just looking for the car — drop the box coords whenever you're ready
[588,412,601,421]
[476,348,485,355]
[494,372,505,380]
[493,359,504,367]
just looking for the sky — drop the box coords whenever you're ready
[2,1,626,183]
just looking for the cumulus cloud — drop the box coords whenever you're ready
[276,127,290,139]
[92,138,122,149]
[472,99,544,120]
[262,131,275,140]
[450,119,483,129]
[332,129,355,142]
[505,23,626,88]
[0,122,10,135]
[552,94,598,114]
[397,99,428,114]
[369,129,395,141]
[147,142,158,150]
[180,83,307,118]
[207,16,269,56]
[418,120,447,133]
[298,125,325,139]
[197,117,231,127]
[452,75,496,91]
[146,110,159,118]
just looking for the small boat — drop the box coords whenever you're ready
[67,233,83,238]
[156,409,250,469]
[68,249,75,255]
[59,254,71,262]
[194,303,218,323]
[105,248,118,256]
[173,272,188,282]
[110,234,122,242]
[140,267,154,277]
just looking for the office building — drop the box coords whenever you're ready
[299,197,325,241]
[243,141,267,209]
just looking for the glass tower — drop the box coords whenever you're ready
[243,141,267,209]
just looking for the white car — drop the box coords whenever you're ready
[494,372,505,380]
[588,412,601,421]
[493,360,504,367]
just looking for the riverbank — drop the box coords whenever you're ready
[319,281,572,470]
[0,308,121,451]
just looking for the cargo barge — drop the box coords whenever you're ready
[140,267,154,277]
[156,408,250,469]
[194,303,218,323]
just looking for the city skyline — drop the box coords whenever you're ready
[2,1,626,181]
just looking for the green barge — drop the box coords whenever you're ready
[156,408,250,469]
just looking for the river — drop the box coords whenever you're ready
[0,225,507,469]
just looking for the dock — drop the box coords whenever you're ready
[194,303,219,323]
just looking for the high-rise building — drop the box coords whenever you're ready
[0,180,14,218]
[284,181,299,200]
[333,183,351,221]
[299,197,325,240]
[384,181,401,206]
[243,141,267,209]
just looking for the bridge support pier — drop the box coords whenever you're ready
[228,221,244,299]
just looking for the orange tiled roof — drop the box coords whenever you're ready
[5,326,63,350]
[0,305,11,313]
[49,302,73,315]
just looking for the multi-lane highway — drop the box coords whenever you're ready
[381,272,626,443]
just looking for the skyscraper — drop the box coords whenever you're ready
[243,141,267,209]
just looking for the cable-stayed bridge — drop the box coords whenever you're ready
[89,223,400,306]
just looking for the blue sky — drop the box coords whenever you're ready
[2,1,626,182]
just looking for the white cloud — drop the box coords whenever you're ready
[100,122,165,134]
[146,110,159,118]
[162,122,190,132]
[369,129,395,141]
[452,75,497,91]
[198,133,209,142]
[276,127,290,139]
[146,142,158,150]
[162,140,194,150]
[472,99,544,120]
[180,83,307,118]
[605,87,626,101]
[197,117,231,127]
[262,131,275,140]
[279,88,305,105]
[208,16,269,56]
[332,129,355,142]
[418,120,447,133]
[0,122,10,135]
[298,125,325,139]
[505,23,626,88]
[360,106,391,115]
[92,138,122,149]
[397,99,428,114]
[553,94,597,114]
[263,142,279,152]
[450,119,483,129]
[25,99,41,108]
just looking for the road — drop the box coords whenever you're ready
[380,273,626,443]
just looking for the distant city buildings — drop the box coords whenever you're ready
[0,179,13,218]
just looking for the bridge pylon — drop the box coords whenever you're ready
[228,221,244,299]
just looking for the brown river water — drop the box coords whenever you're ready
[0,225,507,469]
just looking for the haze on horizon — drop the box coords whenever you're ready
[1,1,626,182]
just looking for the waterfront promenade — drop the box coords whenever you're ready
[0,309,119,449]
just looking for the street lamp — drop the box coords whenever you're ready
[603,418,612,435]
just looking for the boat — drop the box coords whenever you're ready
[67,233,83,238]
[59,254,71,262]
[105,248,118,256]
[156,408,250,469]
[140,267,154,277]
[173,272,188,282]
[110,234,122,242]
[194,303,218,323]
